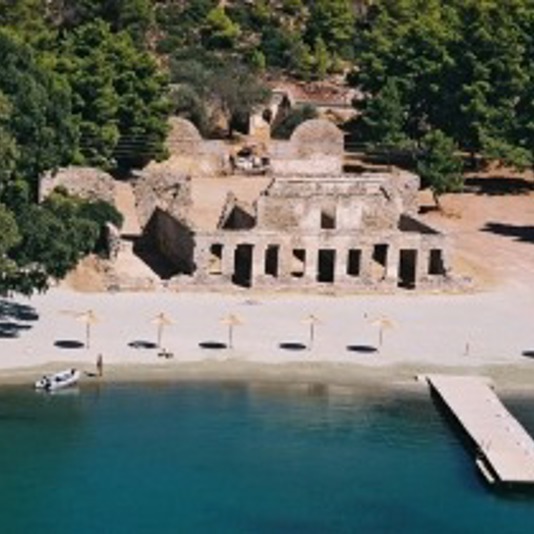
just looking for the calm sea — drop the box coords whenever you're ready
[0,382,532,533]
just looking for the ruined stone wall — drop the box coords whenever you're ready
[256,176,400,232]
[269,119,344,176]
[39,166,116,204]
[132,168,192,229]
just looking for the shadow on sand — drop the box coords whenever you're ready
[128,340,158,349]
[0,322,32,338]
[279,342,308,351]
[481,222,534,244]
[346,344,378,354]
[464,176,534,196]
[54,340,85,349]
[199,341,227,350]
[0,300,39,339]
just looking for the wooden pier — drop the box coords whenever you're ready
[424,374,534,485]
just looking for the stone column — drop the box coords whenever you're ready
[385,245,400,285]
[304,246,318,282]
[359,245,373,282]
[334,247,348,284]
[278,244,293,282]
[221,243,235,281]
[416,247,430,286]
[441,246,452,276]
[193,244,210,281]
[251,244,266,286]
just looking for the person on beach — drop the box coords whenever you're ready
[96,354,103,377]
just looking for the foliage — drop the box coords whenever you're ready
[170,54,270,137]
[0,30,77,196]
[272,104,319,140]
[416,130,463,209]
[203,6,241,49]
[354,0,534,168]
[157,0,354,79]
[307,0,355,59]
[11,190,122,280]
[360,78,411,147]
[55,0,154,42]
[58,21,169,171]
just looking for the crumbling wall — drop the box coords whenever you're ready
[269,119,344,176]
[39,166,116,204]
[256,175,400,232]
[132,168,192,229]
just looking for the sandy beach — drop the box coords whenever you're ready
[2,281,534,392]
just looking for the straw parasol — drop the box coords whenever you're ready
[369,315,396,348]
[301,314,321,350]
[75,309,99,349]
[220,313,242,349]
[151,312,173,348]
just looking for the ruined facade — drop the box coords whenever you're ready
[133,119,455,292]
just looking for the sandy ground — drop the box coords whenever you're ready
[1,284,534,392]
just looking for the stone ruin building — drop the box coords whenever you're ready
[129,117,456,292]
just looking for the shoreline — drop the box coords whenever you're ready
[3,359,534,398]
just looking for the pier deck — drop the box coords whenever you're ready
[425,374,534,484]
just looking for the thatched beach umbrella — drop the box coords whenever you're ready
[220,313,242,349]
[75,309,99,349]
[151,312,173,348]
[302,314,321,350]
[369,315,396,348]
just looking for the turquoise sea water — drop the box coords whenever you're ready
[0,383,533,533]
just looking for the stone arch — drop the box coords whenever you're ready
[165,117,203,157]
[167,117,203,143]
[290,119,344,156]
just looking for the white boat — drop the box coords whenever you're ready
[34,369,81,392]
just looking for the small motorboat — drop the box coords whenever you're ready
[35,368,81,392]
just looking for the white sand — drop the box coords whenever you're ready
[1,283,534,390]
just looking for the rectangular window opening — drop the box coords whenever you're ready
[429,249,445,275]
[265,245,279,277]
[347,249,361,277]
[209,243,223,275]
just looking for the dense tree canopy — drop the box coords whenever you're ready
[353,0,534,169]
[0,30,77,194]
[58,21,169,170]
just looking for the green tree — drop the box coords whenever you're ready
[354,0,534,169]
[307,0,355,57]
[0,30,77,196]
[417,130,463,210]
[0,203,21,294]
[0,93,19,189]
[361,78,410,146]
[313,37,330,79]
[12,191,121,280]
[203,6,241,49]
[59,21,169,170]
[272,104,318,140]
[55,0,154,42]
[171,55,269,137]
